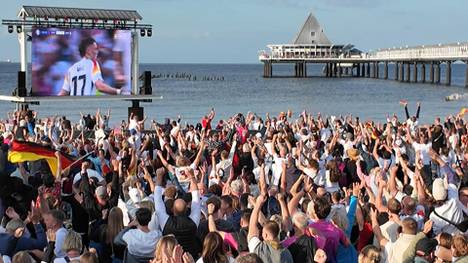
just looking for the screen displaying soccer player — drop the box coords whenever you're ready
[32,28,132,96]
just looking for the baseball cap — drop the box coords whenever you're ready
[432,178,447,201]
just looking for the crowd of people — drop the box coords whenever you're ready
[0,102,467,263]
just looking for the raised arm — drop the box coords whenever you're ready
[277,192,291,232]
[280,161,287,194]
[289,174,305,196]
[143,166,155,193]
[370,208,388,248]
[54,151,62,183]
[375,180,388,213]
[247,194,267,241]
[154,168,169,230]
[288,189,305,216]
[258,163,268,196]
[95,80,121,95]
[128,147,137,172]
[404,103,410,120]
[188,168,201,226]
[207,203,225,239]
[156,150,175,174]
[372,138,380,162]
[192,141,206,168]
[208,108,216,121]
[415,102,421,119]
[388,165,399,196]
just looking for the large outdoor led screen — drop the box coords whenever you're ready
[32,28,132,96]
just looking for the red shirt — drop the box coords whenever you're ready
[202,117,211,130]
[357,222,373,252]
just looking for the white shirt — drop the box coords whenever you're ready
[54,256,80,263]
[61,58,103,96]
[272,156,286,186]
[1,255,11,263]
[325,171,339,193]
[303,167,325,186]
[412,142,432,165]
[429,184,468,235]
[339,139,355,155]
[123,229,161,257]
[95,128,106,143]
[449,134,459,150]
[320,128,332,142]
[73,169,105,184]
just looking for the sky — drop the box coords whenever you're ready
[0,0,467,63]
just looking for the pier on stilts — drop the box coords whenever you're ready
[259,13,468,87]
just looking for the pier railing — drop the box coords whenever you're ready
[260,42,468,62]
[369,42,468,61]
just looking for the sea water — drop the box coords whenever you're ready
[0,62,466,126]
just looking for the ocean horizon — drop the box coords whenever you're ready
[0,62,466,126]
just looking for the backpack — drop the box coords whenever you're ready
[287,235,317,263]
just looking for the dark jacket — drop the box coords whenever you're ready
[80,170,120,223]
[0,223,47,256]
[287,235,318,263]
[163,215,201,259]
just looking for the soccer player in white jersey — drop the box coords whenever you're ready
[58,38,122,96]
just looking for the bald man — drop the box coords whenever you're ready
[372,210,425,263]
[153,167,201,258]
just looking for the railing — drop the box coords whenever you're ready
[259,51,345,60]
[368,43,468,60]
[259,42,468,61]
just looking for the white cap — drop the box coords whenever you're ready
[432,178,447,201]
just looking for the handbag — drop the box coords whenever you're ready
[433,209,468,233]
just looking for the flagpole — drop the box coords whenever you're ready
[62,151,94,172]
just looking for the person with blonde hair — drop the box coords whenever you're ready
[152,235,194,263]
[153,235,178,263]
[80,252,99,263]
[11,251,34,263]
[452,234,468,262]
[53,230,83,263]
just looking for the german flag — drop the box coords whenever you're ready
[8,141,77,176]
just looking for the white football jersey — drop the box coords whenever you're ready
[61,58,103,96]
